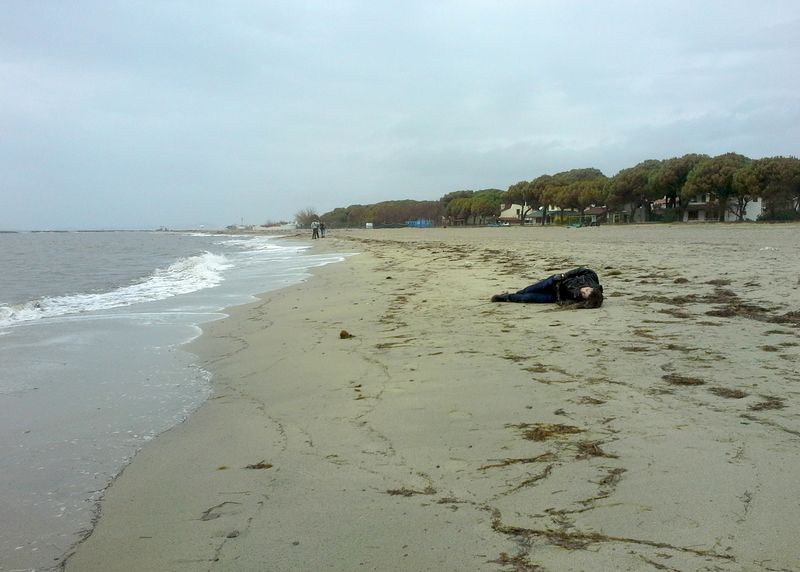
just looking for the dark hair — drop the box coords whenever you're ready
[583,288,604,308]
[559,288,604,309]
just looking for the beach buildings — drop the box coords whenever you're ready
[499,203,606,225]
[501,197,765,225]
[680,194,765,222]
[498,202,535,224]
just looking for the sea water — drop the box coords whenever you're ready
[0,231,350,571]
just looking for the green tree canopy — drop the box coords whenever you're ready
[471,189,505,222]
[606,159,662,221]
[683,153,750,221]
[502,170,606,224]
[313,151,798,226]
[734,156,800,220]
[440,190,474,205]
[546,168,608,212]
[446,197,472,221]
[320,200,442,227]
[502,181,536,223]
[443,189,504,224]
[650,154,709,209]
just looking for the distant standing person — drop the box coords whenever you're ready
[491,267,604,308]
[311,220,320,239]
[319,222,326,238]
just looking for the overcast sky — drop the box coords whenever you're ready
[2,1,799,230]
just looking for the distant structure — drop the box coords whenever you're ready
[406,218,434,228]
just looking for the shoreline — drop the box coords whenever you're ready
[63,226,799,571]
[2,231,343,572]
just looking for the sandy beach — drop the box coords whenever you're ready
[62,224,799,571]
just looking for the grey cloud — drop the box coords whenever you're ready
[1,1,799,229]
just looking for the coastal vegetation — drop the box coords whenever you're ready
[310,153,800,227]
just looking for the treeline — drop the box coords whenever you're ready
[312,189,505,228]
[310,153,799,227]
[320,199,443,227]
[509,154,800,223]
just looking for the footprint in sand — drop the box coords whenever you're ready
[200,501,243,522]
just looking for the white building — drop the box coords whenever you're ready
[498,203,532,223]
[683,194,765,222]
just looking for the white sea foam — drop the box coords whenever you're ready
[216,235,309,254]
[0,252,231,328]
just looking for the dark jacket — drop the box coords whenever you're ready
[555,268,602,303]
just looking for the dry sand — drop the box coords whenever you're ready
[63,224,800,571]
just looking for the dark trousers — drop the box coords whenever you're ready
[507,275,559,303]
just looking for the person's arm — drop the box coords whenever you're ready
[561,267,592,280]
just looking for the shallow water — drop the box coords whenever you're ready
[0,231,351,571]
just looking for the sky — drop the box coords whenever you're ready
[1,1,799,230]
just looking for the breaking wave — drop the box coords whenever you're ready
[0,252,231,328]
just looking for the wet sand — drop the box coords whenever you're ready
[63,224,800,571]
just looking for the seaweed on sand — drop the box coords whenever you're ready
[244,460,273,469]
[489,552,545,571]
[748,396,786,411]
[575,440,618,459]
[479,452,557,470]
[662,374,705,386]
[708,387,748,399]
[598,467,627,487]
[386,486,436,497]
[577,395,606,405]
[508,423,583,441]
[489,508,735,559]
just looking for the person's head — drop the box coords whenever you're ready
[582,287,604,308]
[562,287,604,309]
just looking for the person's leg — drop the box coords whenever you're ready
[506,275,559,303]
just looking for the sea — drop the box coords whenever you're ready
[0,230,351,571]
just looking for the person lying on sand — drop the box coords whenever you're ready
[491,267,604,308]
